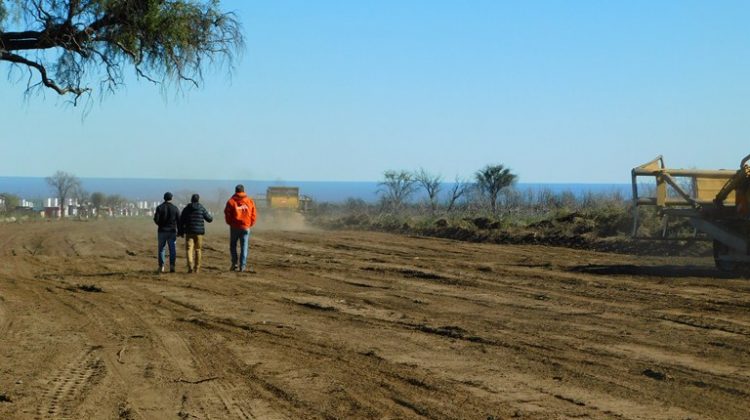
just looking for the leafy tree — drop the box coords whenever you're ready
[0,0,243,101]
[414,168,442,213]
[90,191,105,216]
[377,170,417,212]
[0,192,21,213]
[475,164,517,213]
[105,194,126,208]
[46,170,80,216]
[90,191,105,208]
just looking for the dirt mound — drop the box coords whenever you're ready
[322,211,712,257]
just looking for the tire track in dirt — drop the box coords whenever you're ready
[5,269,179,417]
[36,347,105,420]
[34,277,239,418]
[182,317,484,419]
[101,279,301,419]
[170,292,512,420]
[67,282,242,418]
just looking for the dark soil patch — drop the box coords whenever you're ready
[296,301,337,312]
[642,369,668,381]
[570,264,735,279]
[397,268,445,280]
[77,284,103,293]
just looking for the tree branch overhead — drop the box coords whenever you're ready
[0,0,243,100]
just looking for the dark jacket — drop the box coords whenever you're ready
[153,201,181,233]
[180,202,213,235]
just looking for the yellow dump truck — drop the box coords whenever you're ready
[265,187,312,212]
[631,155,750,271]
[266,187,300,210]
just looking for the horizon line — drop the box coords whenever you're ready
[0,175,630,185]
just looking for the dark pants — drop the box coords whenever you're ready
[158,231,177,268]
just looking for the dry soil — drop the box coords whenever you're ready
[0,218,749,419]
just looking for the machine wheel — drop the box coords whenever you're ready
[713,240,737,272]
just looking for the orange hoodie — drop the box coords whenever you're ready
[224,192,257,230]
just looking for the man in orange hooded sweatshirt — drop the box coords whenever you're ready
[224,184,257,272]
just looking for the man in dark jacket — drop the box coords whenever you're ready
[180,194,213,273]
[153,191,181,273]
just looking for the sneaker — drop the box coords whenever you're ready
[230,265,238,272]
[158,265,166,274]
[169,266,176,273]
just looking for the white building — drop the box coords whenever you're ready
[66,198,79,217]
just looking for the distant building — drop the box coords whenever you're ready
[65,198,79,217]
[136,200,159,216]
[11,198,37,216]
[44,198,61,218]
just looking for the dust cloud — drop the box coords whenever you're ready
[252,210,314,232]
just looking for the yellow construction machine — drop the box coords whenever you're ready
[631,154,750,271]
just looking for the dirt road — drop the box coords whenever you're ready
[0,219,748,419]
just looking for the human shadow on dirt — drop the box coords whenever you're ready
[569,264,744,279]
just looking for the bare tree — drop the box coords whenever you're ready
[475,164,517,213]
[46,171,80,217]
[446,176,470,213]
[414,168,442,213]
[378,170,417,212]
[73,186,90,218]
[175,189,193,206]
[105,194,127,216]
[0,1,243,102]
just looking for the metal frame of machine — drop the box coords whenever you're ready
[631,154,750,271]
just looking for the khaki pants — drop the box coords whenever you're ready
[185,234,204,272]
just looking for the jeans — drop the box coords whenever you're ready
[157,231,177,268]
[229,227,250,270]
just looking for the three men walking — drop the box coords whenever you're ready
[154,187,257,274]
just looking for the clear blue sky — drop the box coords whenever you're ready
[1,0,748,183]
